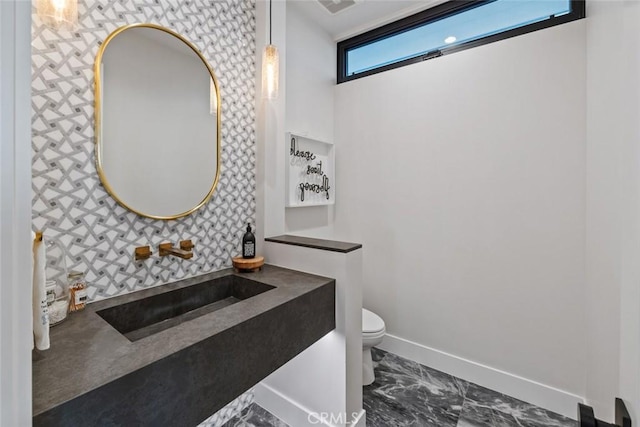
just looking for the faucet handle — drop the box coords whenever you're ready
[180,239,194,251]
[134,245,152,261]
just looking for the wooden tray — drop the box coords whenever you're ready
[232,256,264,272]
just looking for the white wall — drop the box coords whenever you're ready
[272,1,640,421]
[618,2,640,420]
[256,3,365,425]
[257,243,363,427]
[585,0,640,421]
[258,0,287,241]
[584,0,622,419]
[618,1,640,420]
[0,1,33,424]
[333,20,587,413]
[284,3,336,238]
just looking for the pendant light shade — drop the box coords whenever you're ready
[37,0,78,30]
[262,44,279,100]
[262,0,279,100]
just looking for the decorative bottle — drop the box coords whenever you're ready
[68,270,88,312]
[242,224,256,259]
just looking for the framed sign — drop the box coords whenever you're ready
[285,133,335,208]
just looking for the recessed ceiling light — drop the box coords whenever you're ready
[444,36,457,44]
[318,0,357,14]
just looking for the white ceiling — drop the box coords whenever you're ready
[288,0,444,41]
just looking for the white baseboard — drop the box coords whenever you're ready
[255,383,366,427]
[255,383,318,427]
[378,333,584,420]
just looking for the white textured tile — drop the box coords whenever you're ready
[32,0,257,302]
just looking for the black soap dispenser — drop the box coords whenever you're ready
[242,223,256,259]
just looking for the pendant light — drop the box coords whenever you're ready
[37,0,78,30]
[262,0,279,100]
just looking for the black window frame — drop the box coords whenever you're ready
[337,0,586,84]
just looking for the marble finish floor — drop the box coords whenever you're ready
[365,348,576,427]
[223,348,577,427]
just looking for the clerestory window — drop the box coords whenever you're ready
[337,0,585,83]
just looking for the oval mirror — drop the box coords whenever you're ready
[94,24,220,220]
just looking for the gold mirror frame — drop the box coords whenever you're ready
[94,23,221,221]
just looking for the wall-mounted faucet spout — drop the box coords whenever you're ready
[159,242,193,260]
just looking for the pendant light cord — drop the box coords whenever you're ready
[269,0,272,45]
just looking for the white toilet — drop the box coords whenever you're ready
[362,308,386,386]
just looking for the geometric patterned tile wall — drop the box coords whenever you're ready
[31,0,257,302]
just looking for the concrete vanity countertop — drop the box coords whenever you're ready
[32,265,336,426]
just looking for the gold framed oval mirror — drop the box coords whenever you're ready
[94,23,221,220]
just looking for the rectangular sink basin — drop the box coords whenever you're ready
[96,276,275,342]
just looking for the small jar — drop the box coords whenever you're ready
[48,279,70,326]
[44,238,70,326]
[49,296,69,325]
[68,271,88,312]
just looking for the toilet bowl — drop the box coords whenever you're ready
[362,308,385,386]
